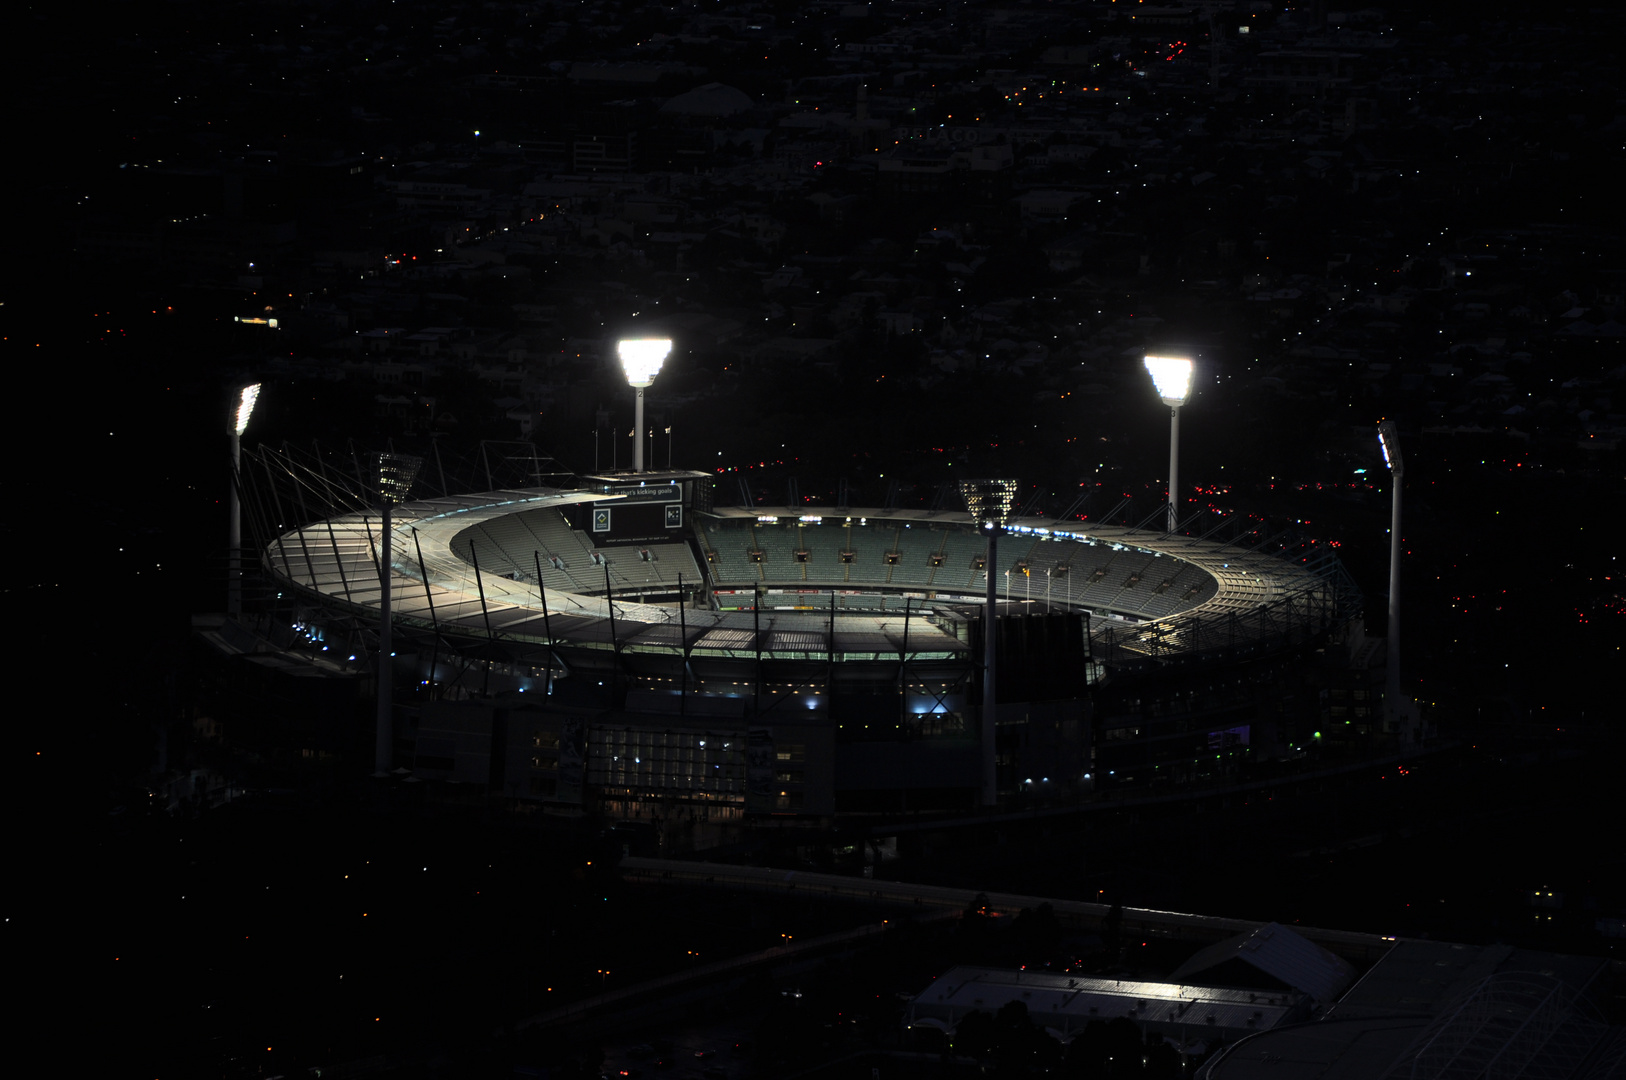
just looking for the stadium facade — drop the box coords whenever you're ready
[221,445,1365,825]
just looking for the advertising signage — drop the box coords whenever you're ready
[572,499,684,545]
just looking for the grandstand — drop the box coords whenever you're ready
[261,483,1355,684]
[450,504,703,599]
[249,468,1360,814]
[693,507,1327,664]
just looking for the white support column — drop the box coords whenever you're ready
[1378,421,1408,743]
[228,383,260,618]
[634,386,646,472]
[1386,472,1402,734]
[618,339,671,475]
[228,431,242,618]
[375,502,394,776]
[1167,405,1181,534]
[982,527,998,807]
[1144,356,1193,535]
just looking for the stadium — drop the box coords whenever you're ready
[227,434,1363,825]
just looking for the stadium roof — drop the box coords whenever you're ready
[262,488,966,661]
[1198,943,1619,1080]
[908,965,1309,1044]
[261,491,1355,668]
[706,505,1352,661]
[1170,922,1356,1004]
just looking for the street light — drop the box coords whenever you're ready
[373,451,423,777]
[1144,355,1194,533]
[228,383,261,618]
[618,338,672,472]
[960,478,1019,808]
[1377,420,1407,742]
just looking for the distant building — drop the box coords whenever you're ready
[907,965,1312,1048]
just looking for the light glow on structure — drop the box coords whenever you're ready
[1144,355,1194,406]
[1377,421,1404,476]
[376,452,424,505]
[960,479,1020,526]
[618,338,672,387]
[235,383,262,436]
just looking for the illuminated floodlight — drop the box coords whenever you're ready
[1377,420,1404,476]
[235,383,262,436]
[1143,355,1194,406]
[959,478,1020,527]
[375,451,424,505]
[618,338,672,388]
[619,338,673,472]
[227,382,263,618]
[1144,356,1194,533]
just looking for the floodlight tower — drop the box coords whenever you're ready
[1377,421,1406,740]
[373,451,423,777]
[618,338,672,472]
[1143,355,1194,534]
[960,478,1019,807]
[228,383,261,618]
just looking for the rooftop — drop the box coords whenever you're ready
[908,964,1309,1043]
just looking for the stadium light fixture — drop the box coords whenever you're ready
[375,451,423,505]
[235,383,262,437]
[1143,355,1193,407]
[1144,355,1194,534]
[1378,421,1404,478]
[227,382,262,618]
[960,478,1019,808]
[619,338,672,472]
[959,478,1019,528]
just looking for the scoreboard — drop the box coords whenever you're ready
[571,498,684,545]
[568,471,710,546]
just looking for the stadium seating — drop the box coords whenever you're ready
[935,528,993,592]
[844,523,900,586]
[450,507,701,597]
[754,521,805,583]
[599,540,702,594]
[278,492,1353,685]
[798,520,853,580]
[688,516,1230,621]
[702,520,762,586]
[451,511,576,592]
[886,525,942,588]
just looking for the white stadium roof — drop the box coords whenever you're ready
[263,489,1351,666]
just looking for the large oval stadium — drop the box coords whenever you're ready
[247,454,1360,821]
